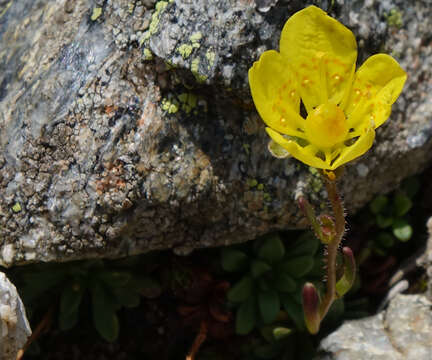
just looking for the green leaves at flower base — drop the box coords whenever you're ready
[258,291,280,324]
[236,297,257,335]
[91,282,119,342]
[228,276,253,303]
[392,218,413,242]
[59,281,84,330]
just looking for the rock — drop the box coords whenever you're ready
[0,0,431,264]
[317,294,432,360]
[0,272,31,359]
[419,217,432,300]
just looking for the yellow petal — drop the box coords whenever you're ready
[279,6,357,111]
[330,127,375,169]
[265,127,328,169]
[345,54,407,129]
[248,50,305,136]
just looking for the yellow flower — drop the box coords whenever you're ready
[248,6,407,170]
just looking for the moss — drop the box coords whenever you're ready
[257,183,264,191]
[386,8,403,28]
[177,44,193,59]
[91,7,102,21]
[12,202,21,213]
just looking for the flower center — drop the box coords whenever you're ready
[304,103,348,149]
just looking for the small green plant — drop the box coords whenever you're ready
[13,258,160,342]
[221,232,320,335]
[363,177,419,257]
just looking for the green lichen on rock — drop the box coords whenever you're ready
[12,202,21,213]
[205,50,216,69]
[142,48,153,60]
[142,0,169,42]
[191,58,207,83]
[386,8,403,28]
[178,93,197,114]
[190,32,202,48]
[177,44,193,59]
[161,98,179,114]
[91,7,103,21]
[247,179,258,188]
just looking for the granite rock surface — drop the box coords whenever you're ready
[0,0,431,265]
[0,272,31,360]
[317,294,432,360]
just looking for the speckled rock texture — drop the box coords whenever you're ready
[420,216,432,300]
[0,0,431,265]
[0,272,31,360]
[317,294,432,360]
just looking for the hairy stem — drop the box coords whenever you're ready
[319,177,345,319]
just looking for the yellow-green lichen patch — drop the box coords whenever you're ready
[128,2,135,14]
[256,183,264,191]
[247,179,258,188]
[143,48,153,60]
[386,8,403,28]
[191,58,207,83]
[190,32,202,45]
[205,50,216,69]
[12,202,21,213]
[263,193,272,202]
[161,98,179,114]
[177,44,193,59]
[178,93,198,114]
[242,143,251,155]
[91,6,102,21]
[142,0,169,41]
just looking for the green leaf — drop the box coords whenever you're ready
[96,270,131,288]
[91,282,119,342]
[257,277,271,292]
[369,195,388,215]
[272,326,292,341]
[274,273,296,293]
[256,234,285,264]
[258,291,280,324]
[251,260,272,278]
[228,276,253,303]
[277,256,314,278]
[393,193,412,217]
[392,219,413,242]
[376,214,393,228]
[236,297,256,335]
[281,295,305,330]
[21,270,69,302]
[376,232,395,248]
[221,249,249,272]
[287,232,319,257]
[402,177,420,198]
[59,281,85,330]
